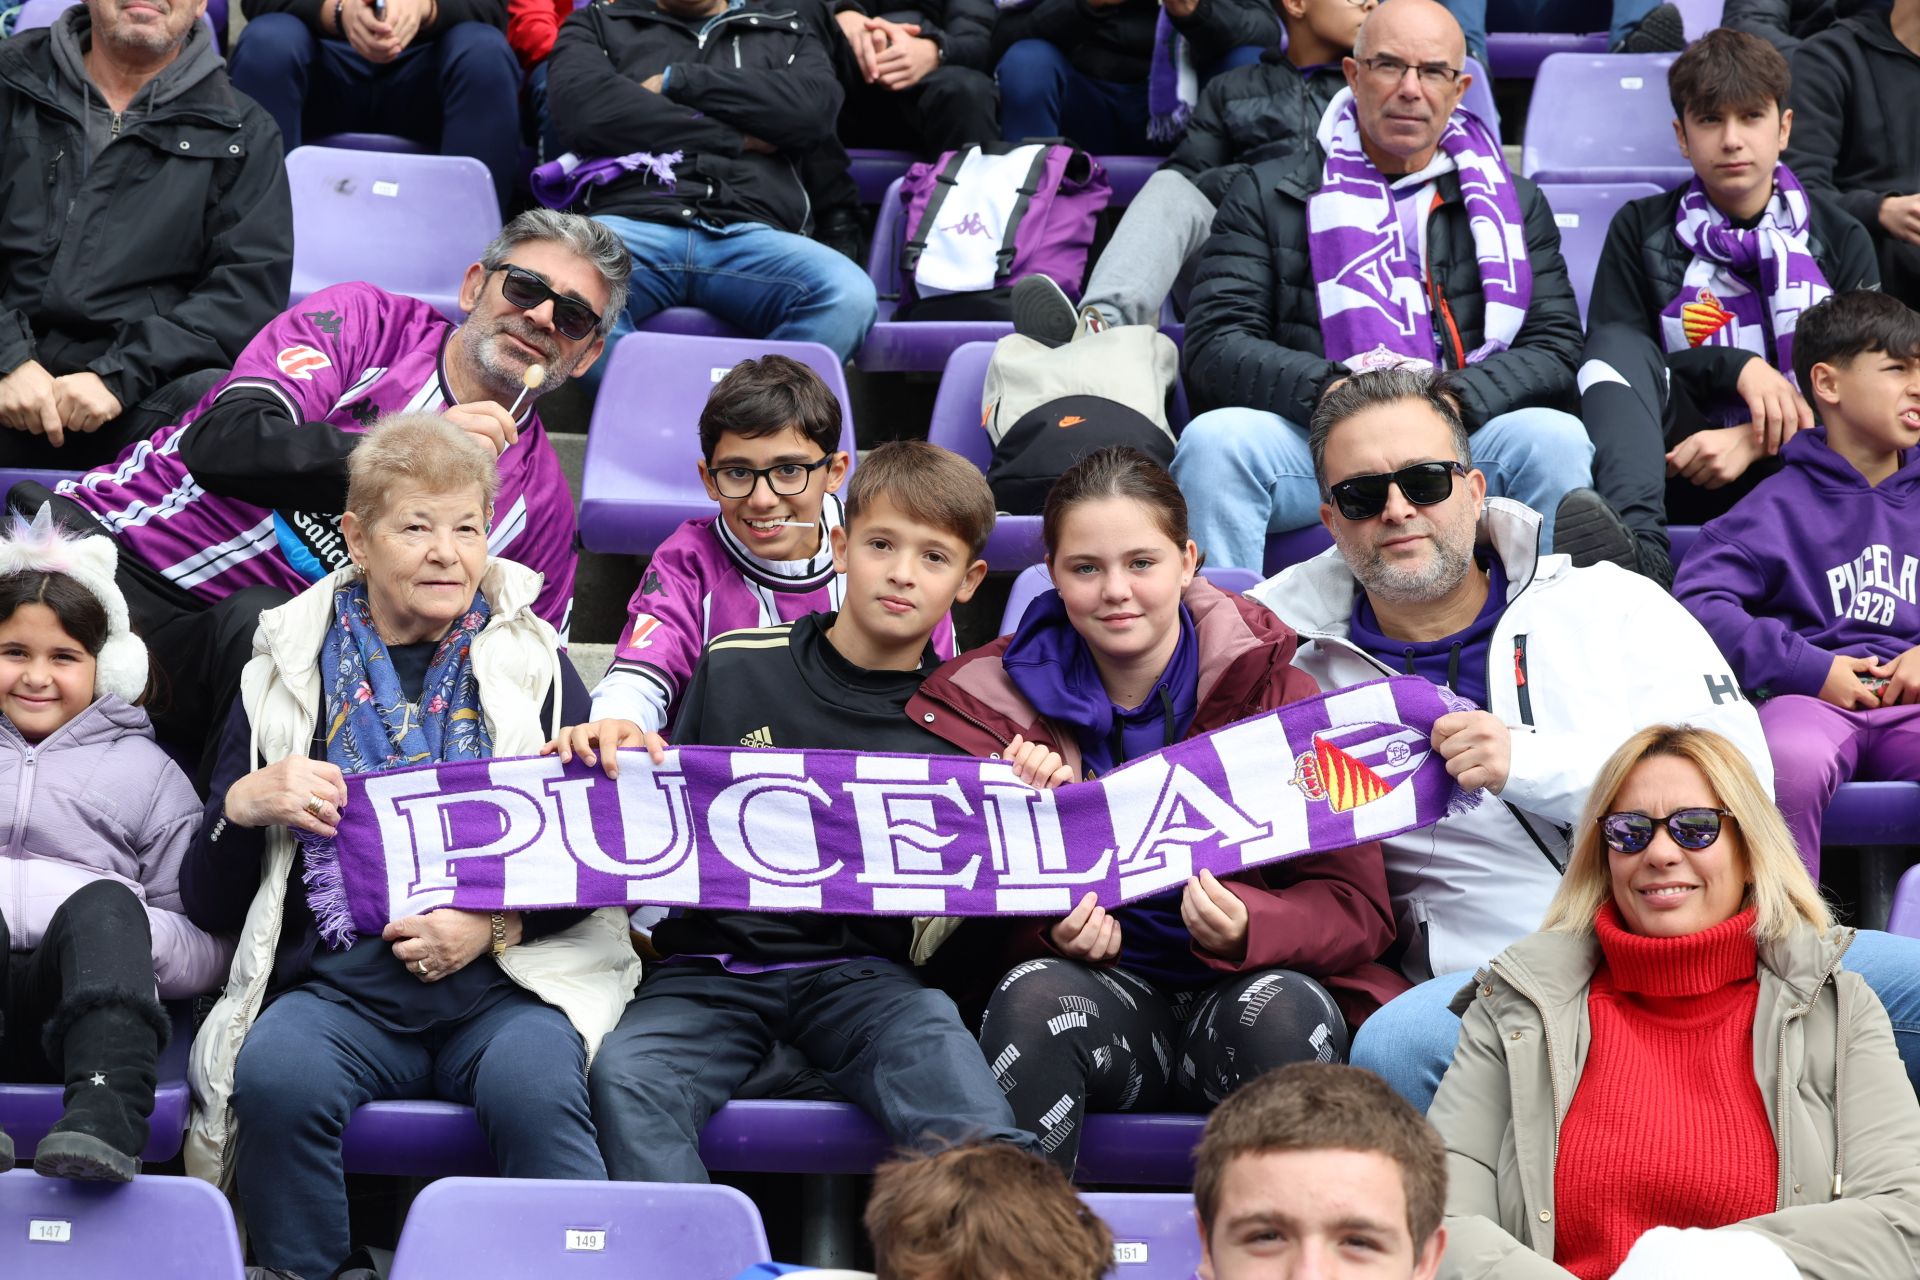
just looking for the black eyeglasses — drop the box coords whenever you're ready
[1327,461,1468,520]
[709,455,835,499]
[1357,54,1465,87]
[1599,808,1735,854]
[495,266,600,341]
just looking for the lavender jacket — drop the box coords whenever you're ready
[1,697,233,998]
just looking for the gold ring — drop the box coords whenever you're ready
[304,795,326,819]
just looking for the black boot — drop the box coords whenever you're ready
[33,987,168,1182]
[0,1124,12,1173]
[814,207,865,263]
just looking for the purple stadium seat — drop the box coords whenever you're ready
[0,1006,193,1164]
[389,1178,771,1280]
[285,146,500,320]
[1668,524,1701,566]
[1485,30,1606,78]
[848,148,917,205]
[1522,54,1691,186]
[11,0,217,42]
[1459,56,1498,134]
[858,176,1014,373]
[0,467,84,499]
[1822,782,1920,848]
[999,563,1262,635]
[638,308,745,338]
[1261,524,1335,578]
[0,1169,244,1278]
[1675,0,1725,39]
[1537,183,1665,322]
[576,332,856,556]
[1888,859,1920,938]
[1084,1192,1203,1280]
[926,342,1047,569]
[342,1099,1204,1184]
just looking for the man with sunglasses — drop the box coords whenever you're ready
[5,210,627,773]
[1248,367,1795,1112]
[1173,0,1590,573]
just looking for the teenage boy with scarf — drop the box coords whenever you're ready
[1172,0,1589,573]
[577,442,1041,1182]
[1557,28,1880,589]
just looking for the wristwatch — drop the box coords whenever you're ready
[490,911,509,957]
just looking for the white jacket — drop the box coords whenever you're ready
[1249,499,1772,981]
[185,559,643,1187]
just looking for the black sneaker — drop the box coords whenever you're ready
[1621,2,1686,52]
[1012,274,1081,348]
[1553,489,1640,572]
[814,208,864,263]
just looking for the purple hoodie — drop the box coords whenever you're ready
[1674,427,1920,698]
[1,697,233,998]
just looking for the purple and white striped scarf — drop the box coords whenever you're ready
[298,676,1475,945]
[1661,164,1830,390]
[531,150,683,210]
[1308,88,1529,372]
[1147,12,1197,144]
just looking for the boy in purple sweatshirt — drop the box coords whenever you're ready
[1674,290,1920,874]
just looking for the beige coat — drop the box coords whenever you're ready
[185,560,643,1187]
[1430,920,1920,1279]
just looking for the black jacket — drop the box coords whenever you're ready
[1585,181,1880,405]
[829,0,995,69]
[1184,149,1583,429]
[1724,0,1888,55]
[1785,11,1920,297]
[241,0,507,39]
[1160,51,1345,205]
[548,0,843,234]
[990,0,1277,88]
[0,16,292,407]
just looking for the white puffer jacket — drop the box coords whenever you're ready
[185,559,642,1186]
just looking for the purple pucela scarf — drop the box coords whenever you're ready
[1660,164,1830,390]
[299,676,1476,944]
[1308,88,1529,372]
[531,150,683,210]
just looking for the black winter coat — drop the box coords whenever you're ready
[548,0,843,233]
[1161,51,1345,205]
[1585,181,1880,405]
[990,0,1277,87]
[1184,149,1583,429]
[1723,0,1887,56]
[0,22,291,407]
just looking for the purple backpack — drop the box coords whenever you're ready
[896,143,1110,319]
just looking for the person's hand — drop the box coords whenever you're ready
[873,31,939,90]
[1879,193,1920,246]
[223,756,350,836]
[1180,869,1248,960]
[1050,891,1122,962]
[52,372,122,434]
[1162,0,1199,17]
[1432,710,1511,794]
[835,9,886,81]
[442,400,519,456]
[384,909,521,982]
[1818,653,1883,710]
[1666,425,1761,490]
[540,719,665,778]
[384,0,432,51]
[1734,356,1813,455]
[641,72,665,93]
[340,0,402,62]
[1872,648,1920,706]
[0,359,64,444]
[1004,733,1073,789]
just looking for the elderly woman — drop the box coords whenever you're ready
[1431,725,1920,1280]
[179,414,639,1280]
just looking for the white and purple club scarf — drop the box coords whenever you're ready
[296,675,1476,946]
[531,150,683,210]
[1147,12,1197,144]
[1308,88,1529,372]
[1660,165,1830,389]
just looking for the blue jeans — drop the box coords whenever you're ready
[227,13,523,213]
[1437,0,1662,61]
[995,39,1267,154]
[232,988,602,1280]
[1171,405,1593,571]
[595,215,879,364]
[1351,929,1920,1115]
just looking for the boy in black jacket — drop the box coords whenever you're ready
[580,441,1040,1182]
[1557,28,1880,587]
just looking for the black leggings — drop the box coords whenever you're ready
[1,880,156,1081]
[978,957,1348,1173]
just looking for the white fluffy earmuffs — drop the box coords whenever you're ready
[0,504,149,704]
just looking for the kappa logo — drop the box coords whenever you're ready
[739,726,774,748]
[1288,722,1430,813]
[942,212,991,237]
[277,345,332,381]
[302,309,343,337]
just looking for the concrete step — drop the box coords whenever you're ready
[568,641,615,694]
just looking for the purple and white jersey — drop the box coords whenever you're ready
[58,283,578,634]
[592,494,957,733]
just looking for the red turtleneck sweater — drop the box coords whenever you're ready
[1553,903,1777,1279]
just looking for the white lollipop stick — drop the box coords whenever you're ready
[507,363,546,417]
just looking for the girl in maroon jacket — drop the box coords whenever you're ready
[909,447,1405,1172]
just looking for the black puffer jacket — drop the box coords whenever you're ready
[1161,51,1345,205]
[548,0,843,234]
[1585,180,1880,404]
[1184,149,1583,429]
[1723,0,1887,56]
[1784,10,1920,302]
[0,15,291,407]
[990,0,1277,87]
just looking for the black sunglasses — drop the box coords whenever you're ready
[1327,461,1468,521]
[495,265,600,341]
[1599,808,1734,854]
